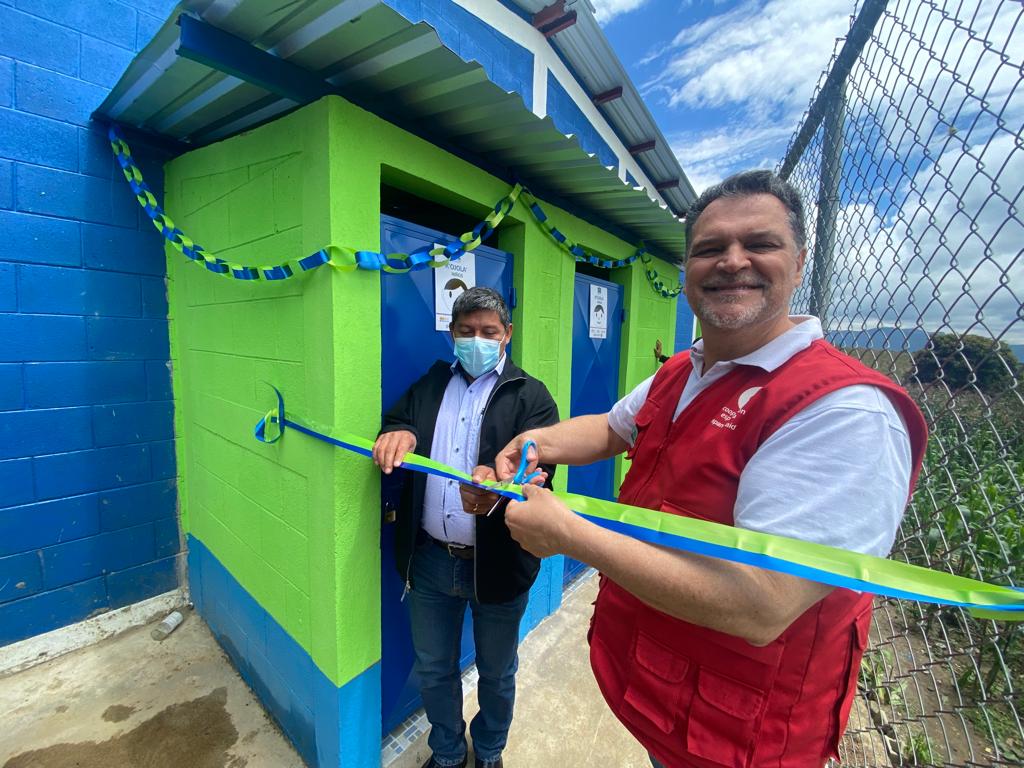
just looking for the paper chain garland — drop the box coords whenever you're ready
[254,388,1023,622]
[109,124,684,296]
[521,191,684,298]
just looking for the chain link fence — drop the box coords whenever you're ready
[778,0,1024,765]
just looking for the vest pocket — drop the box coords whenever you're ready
[622,630,690,734]
[686,667,767,767]
[827,606,873,758]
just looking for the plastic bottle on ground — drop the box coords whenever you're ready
[151,610,184,641]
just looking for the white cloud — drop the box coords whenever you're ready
[655,0,1023,346]
[647,0,852,114]
[646,0,851,187]
[671,123,793,192]
[588,0,651,26]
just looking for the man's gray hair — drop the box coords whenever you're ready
[684,170,807,255]
[452,286,511,327]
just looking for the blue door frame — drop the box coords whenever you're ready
[379,214,514,735]
[565,274,623,585]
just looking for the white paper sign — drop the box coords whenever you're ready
[434,251,476,330]
[589,284,608,339]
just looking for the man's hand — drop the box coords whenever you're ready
[462,466,501,515]
[494,433,541,481]
[464,465,548,515]
[654,338,663,362]
[372,430,416,474]
[505,483,581,557]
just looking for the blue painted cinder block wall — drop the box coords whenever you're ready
[0,0,181,647]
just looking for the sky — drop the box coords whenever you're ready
[589,0,1024,348]
[591,0,857,191]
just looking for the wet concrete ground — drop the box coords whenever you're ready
[0,611,303,768]
[1,572,647,767]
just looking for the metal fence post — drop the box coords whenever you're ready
[808,81,846,327]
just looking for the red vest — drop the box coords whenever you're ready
[590,340,927,768]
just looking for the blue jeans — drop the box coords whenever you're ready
[407,538,529,766]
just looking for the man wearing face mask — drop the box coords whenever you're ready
[373,286,559,768]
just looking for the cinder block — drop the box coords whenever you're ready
[145,359,172,400]
[24,361,147,408]
[0,314,87,362]
[0,364,21,411]
[0,406,94,460]
[82,221,166,276]
[80,34,136,89]
[266,616,316,707]
[0,550,42,604]
[140,276,167,318]
[153,516,180,558]
[17,264,142,317]
[0,261,14,311]
[78,125,116,180]
[0,7,80,77]
[41,522,157,589]
[93,400,173,447]
[0,160,11,208]
[23,0,135,48]
[0,458,33,508]
[0,493,101,556]
[0,210,81,266]
[0,109,79,171]
[33,442,151,500]
[150,438,176,480]
[106,554,177,609]
[0,577,107,647]
[87,317,169,360]
[0,56,11,108]
[99,478,176,531]
[16,165,135,227]
[15,62,107,127]
[131,0,180,19]
[135,11,164,52]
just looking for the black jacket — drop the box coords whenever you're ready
[380,358,559,603]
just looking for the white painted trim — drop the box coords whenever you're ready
[0,589,187,676]
[532,55,548,118]
[450,0,664,205]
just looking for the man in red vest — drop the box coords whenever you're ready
[474,170,928,767]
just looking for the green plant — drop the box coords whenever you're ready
[912,333,1022,395]
[901,728,933,765]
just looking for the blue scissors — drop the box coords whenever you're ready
[485,439,542,516]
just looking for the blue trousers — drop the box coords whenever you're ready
[407,539,529,766]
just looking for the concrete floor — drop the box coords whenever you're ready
[391,572,650,768]
[0,572,646,767]
[0,610,304,768]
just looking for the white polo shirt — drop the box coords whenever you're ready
[608,317,913,558]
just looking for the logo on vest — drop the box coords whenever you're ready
[711,386,763,430]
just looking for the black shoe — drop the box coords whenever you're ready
[420,757,467,768]
[475,759,503,768]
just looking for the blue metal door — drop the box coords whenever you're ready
[380,214,514,735]
[565,274,623,585]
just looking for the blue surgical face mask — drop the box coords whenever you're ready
[454,336,503,378]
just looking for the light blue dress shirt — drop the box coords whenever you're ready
[421,356,506,545]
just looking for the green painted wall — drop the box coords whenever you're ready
[166,94,678,692]
[610,266,678,489]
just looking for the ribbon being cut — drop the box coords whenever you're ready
[255,387,1024,622]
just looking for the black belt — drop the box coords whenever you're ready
[421,530,475,559]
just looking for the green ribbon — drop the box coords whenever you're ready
[254,392,1023,622]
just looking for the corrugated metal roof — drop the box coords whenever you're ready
[95,0,686,261]
[512,0,697,211]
